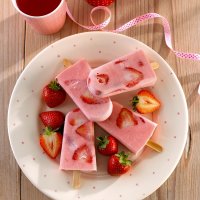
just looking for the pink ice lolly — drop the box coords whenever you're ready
[97,102,157,154]
[56,59,113,121]
[60,108,96,171]
[88,50,157,98]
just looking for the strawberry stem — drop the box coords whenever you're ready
[115,151,132,166]
[48,80,61,91]
[131,96,139,111]
[97,136,109,149]
[44,127,53,135]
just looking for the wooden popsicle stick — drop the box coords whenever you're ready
[146,140,163,153]
[150,62,159,70]
[63,58,72,68]
[72,170,81,189]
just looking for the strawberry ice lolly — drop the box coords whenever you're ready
[56,59,113,121]
[97,102,157,154]
[87,50,157,98]
[60,108,96,171]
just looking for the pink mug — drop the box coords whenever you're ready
[11,0,67,34]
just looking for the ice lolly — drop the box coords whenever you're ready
[97,101,157,154]
[56,59,113,121]
[87,50,157,98]
[60,108,96,171]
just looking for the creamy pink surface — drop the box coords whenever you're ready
[60,109,96,171]
[56,59,113,121]
[97,102,157,154]
[88,50,157,97]
[12,0,66,34]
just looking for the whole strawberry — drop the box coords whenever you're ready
[40,111,65,130]
[42,80,66,108]
[108,151,132,176]
[86,0,114,6]
[97,136,118,156]
[40,127,63,159]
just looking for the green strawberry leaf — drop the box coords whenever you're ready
[131,96,139,111]
[116,151,132,166]
[97,136,109,149]
[49,80,61,91]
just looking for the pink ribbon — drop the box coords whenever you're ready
[66,5,200,61]
[66,4,200,93]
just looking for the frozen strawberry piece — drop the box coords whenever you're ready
[59,109,96,171]
[124,67,143,88]
[116,108,138,128]
[80,90,109,104]
[56,59,112,121]
[96,73,109,84]
[97,102,157,154]
[88,50,157,97]
[76,122,93,140]
[72,144,93,163]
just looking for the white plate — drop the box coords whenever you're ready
[8,32,188,200]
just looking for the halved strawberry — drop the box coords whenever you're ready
[116,108,138,128]
[40,127,62,159]
[72,144,92,163]
[80,90,108,104]
[131,90,161,114]
[96,73,109,84]
[124,67,143,88]
[76,122,92,140]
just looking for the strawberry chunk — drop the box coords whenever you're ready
[72,145,92,163]
[68,118,85,126]
[96,73,109,84]
[80,90,108,104]
[116,108,138,128]
[124,67,143,88]
[131,90,161,114]
[76,122,92,140]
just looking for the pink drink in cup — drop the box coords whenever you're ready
[11,0,67,34]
